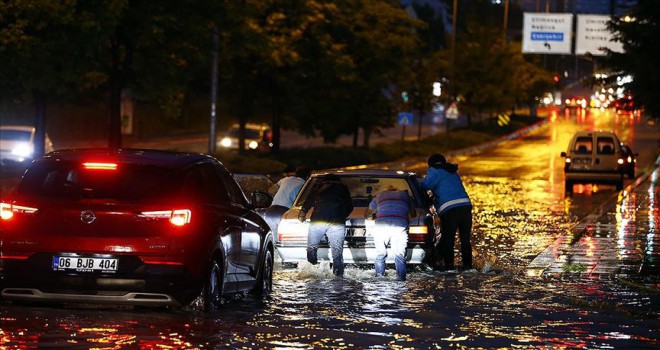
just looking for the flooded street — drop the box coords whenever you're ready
[2,109,659,348]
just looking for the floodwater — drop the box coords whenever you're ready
[1,109,659,348]
[1,264,657,348]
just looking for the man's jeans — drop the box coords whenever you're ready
[307,221,346,277]
[372,223,408,280]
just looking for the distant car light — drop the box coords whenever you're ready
[11,142,33,159]
[248,140,259,150]
[220,137,232,148]
[617,158,624,165]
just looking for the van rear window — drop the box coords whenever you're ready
[596,137,616,154]
[574,137,592,154]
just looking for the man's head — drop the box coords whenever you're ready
[295,165,311,180]
[427,154,446,167]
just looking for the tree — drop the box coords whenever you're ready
[434,23,551,124]
[0,0,216,149]
[286,0,420,148]
[0,1,121,155]
[92,0,214,148]
[605,0,660,119]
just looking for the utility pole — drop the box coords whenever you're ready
[448,0,458,134]
[208,25,219,154]
[503,0,509,41]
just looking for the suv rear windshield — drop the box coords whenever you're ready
[295,176,420,208]
[17,161,182,200]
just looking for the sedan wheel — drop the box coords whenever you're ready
[203,259,224,312]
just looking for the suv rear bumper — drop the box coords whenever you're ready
[1,288,179,306]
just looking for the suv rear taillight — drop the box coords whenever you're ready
[1,202,39,221]
[140,209,191,226]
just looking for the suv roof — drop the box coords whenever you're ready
[43,148,214,168]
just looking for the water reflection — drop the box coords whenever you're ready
[1,258,658,348]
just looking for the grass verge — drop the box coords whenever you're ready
[213,114,544,175]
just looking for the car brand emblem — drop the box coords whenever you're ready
[80,210,96,224]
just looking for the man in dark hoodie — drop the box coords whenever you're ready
[299,174,354,277]
[422,154,473,271]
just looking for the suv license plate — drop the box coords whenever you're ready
[52,256,118,272]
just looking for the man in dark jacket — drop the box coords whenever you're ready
[422,154,473,271]
[299,174,353,277]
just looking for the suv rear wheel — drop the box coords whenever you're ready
[253,249,273,296]
[202,258,225,312]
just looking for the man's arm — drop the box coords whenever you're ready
[268,179,282,196]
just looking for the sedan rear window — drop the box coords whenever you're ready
[17,162,182,200]
[296,176,419,208]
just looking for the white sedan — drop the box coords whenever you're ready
[275,169,435,266]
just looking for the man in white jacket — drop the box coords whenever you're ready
[265,166,311,240]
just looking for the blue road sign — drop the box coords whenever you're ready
[398,112,413,126]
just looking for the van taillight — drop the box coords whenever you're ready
[140,209,191,226]
[1,202,39,221]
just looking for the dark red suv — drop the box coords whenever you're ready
[0,148,274,311]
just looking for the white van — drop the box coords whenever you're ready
[560,130,625,193]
